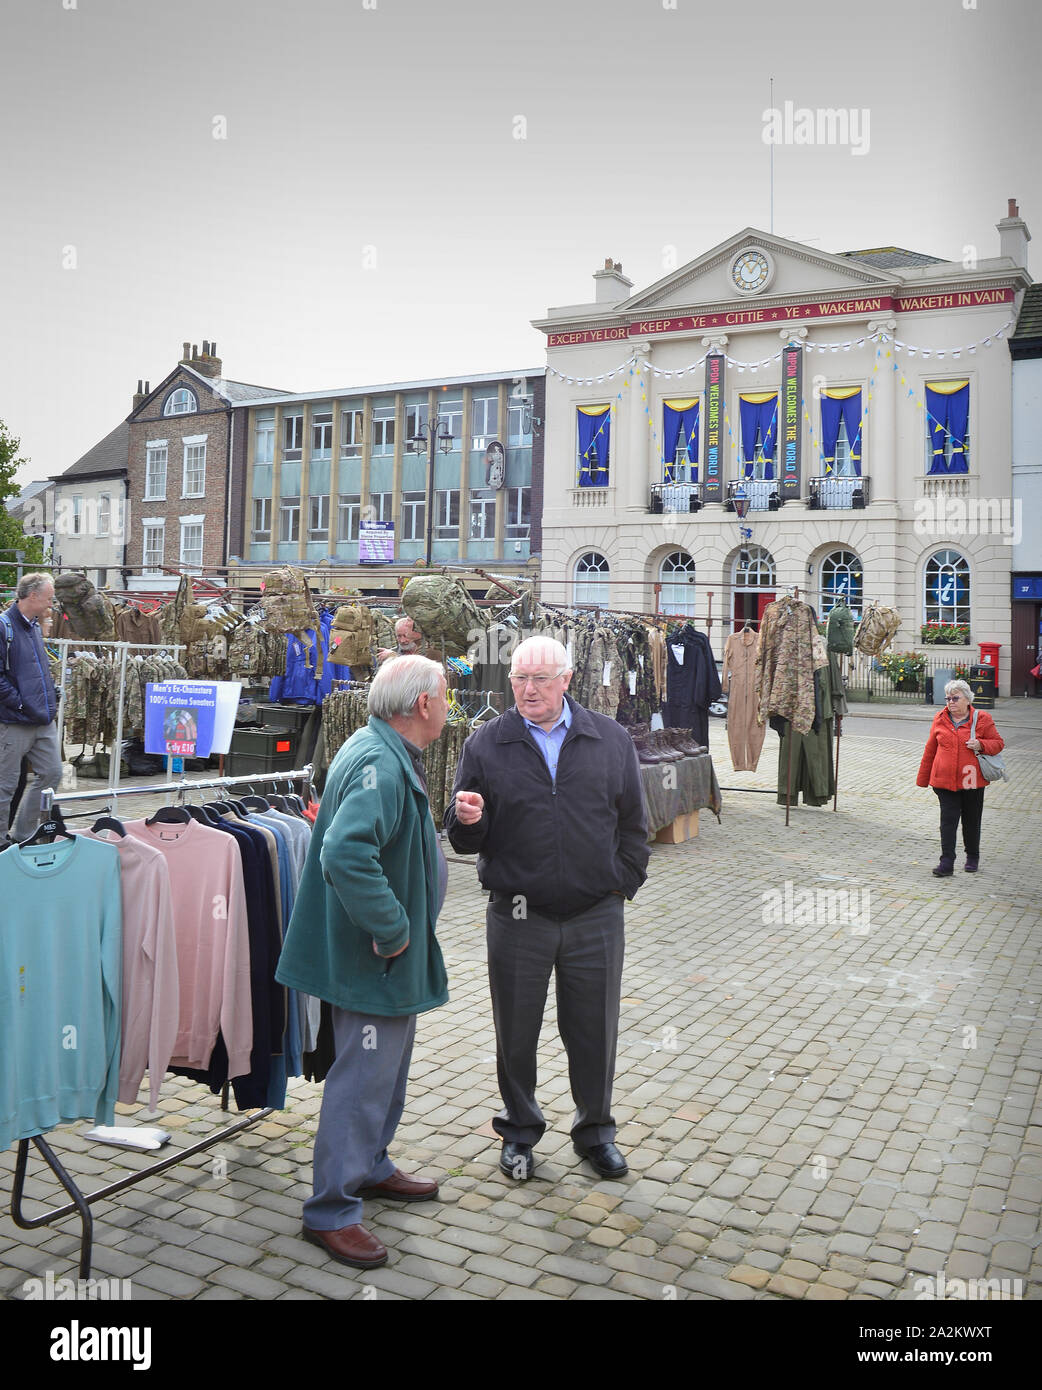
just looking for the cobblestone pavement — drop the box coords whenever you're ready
[2,699,1040,1304]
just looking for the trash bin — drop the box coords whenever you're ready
[969,663,996,710]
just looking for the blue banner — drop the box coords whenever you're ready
[145,681,219,757]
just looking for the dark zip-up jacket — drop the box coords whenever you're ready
[445,695,649,920]
[0,603,58,725]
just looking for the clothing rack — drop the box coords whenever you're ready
[54,638,187,796]
[8,764,314,1281]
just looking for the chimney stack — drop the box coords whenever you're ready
[593,258,633,305]
[997,197,1031,270]
[132,378,145,411]
[182,341,191,362]
[191,339,223,378]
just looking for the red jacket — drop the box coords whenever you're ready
[917,707,1004,791]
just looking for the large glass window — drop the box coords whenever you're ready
[142,522,165,575]
[401,491,426,542]
[72,496,83,535]
[164,387,196,416]
[283,413,304,461]
[279,496,301,543]
[180,521,203,572]
[97,495,111,537]
[369,492,393,522]
[252,497,272,541]
[254,411,275,465]
[405,402,428,446]
[182,442,206,497]
[145,445,168,501]
[574,551,610,607]
[372,406,395,455]
[820,549,863,618]
[338,494,361,542]
[340,408,364,457]
[659,551,696,617]
[308,495,329,541]
[469,489,496,540]
[507,399,533,447]
[311,410,333,460]
[506,486,530,539]
[925,549,971,627]
[732,545,776,587]
[472,395,498,447]
[435,489,459,539]
[436,398,463,446]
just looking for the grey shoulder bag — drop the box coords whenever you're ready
[971,708,1008,783]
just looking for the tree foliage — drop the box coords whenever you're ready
[0,420,47,594]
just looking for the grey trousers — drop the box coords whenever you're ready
[303,1007,417,1231]
[486,893,625,1148]
[0,721,62,840]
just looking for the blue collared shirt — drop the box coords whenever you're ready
[522,699,572,784]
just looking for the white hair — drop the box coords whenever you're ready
[510,635,572,676]
[368,654,444,719]
[944,679,974,703]
[16,572,54,599]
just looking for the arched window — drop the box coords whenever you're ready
[732,545,776,587]
[820,549,863,619]
[658,551,696,617]
[164,387,197,416]
[925,549,970,627]
[574,551,610,607]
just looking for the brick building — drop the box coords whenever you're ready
[125,342,290,592]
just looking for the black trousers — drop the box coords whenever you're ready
[485,893,625,1148]
[934,787,985,860]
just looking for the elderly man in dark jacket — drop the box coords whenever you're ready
[0,573,60,845]
[445,635,649,1183]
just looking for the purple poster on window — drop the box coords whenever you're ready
[359,520,394,565]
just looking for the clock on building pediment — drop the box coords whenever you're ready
[729,247,774,295]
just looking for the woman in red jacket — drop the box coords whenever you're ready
[916,680,1004,876]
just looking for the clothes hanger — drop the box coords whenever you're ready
[19,804,74,847]
[90,811,126,838]
[145,802,192,825]
[238,784,273,812]
[470,691,499,727]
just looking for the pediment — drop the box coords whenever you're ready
[626,228,897,315]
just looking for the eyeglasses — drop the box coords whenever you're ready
[509,673,561,688]
[945,694,966,702]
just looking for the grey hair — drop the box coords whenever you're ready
[944,679,974,703]
[510,635,572,676]
[368,654,444,719]
[16,572,54,600]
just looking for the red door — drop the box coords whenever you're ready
[757,592,776,627]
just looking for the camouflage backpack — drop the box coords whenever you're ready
[228,618,285,679]
[54,572,116,641]
[328,603,374,668]
[258,567,322,672]
[401,573,488,658]
[854,602,902,657]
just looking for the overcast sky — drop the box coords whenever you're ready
[2,0,1039,485]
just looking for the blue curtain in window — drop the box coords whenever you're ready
[577,408,611,487]
[662,401,699,482]
[821,390,863,476]
[740,395,778,479]
[925,383,969,475]
[945,385,969,474]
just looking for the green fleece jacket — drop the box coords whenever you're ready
[275,716,448,1017]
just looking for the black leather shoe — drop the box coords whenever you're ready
[499,1142,534,1181]
[574,1141,628,1178]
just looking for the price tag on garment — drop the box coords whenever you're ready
[638,654,644,670]
[628,670,637,694]
[602,661,612,686]
[566,641,574,665]
[671,644,685,664]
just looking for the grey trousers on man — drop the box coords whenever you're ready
[486,892,625,1148]
[0,722,63,840]
[303,1007,417,1231]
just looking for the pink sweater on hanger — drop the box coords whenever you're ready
[125,818,253,1080]
[79,828,180,1110]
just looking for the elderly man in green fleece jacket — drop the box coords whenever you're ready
[276,654,450,1269]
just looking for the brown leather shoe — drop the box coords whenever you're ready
[302,1223,388,1268]
[357,1168,439,1202]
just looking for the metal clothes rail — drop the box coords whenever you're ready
[8,764,314,1281]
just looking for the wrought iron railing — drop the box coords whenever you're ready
[649,482,703,513]
[807,475,871,510]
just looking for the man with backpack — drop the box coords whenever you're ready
[0,573,61,846]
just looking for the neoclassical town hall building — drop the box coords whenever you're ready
[533,206,1032,675]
